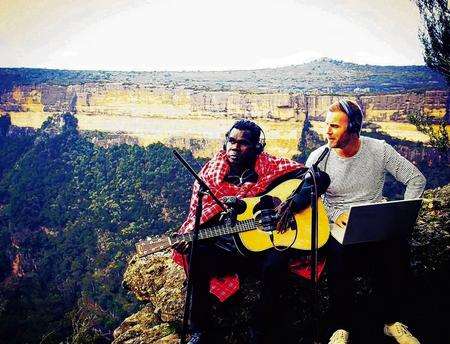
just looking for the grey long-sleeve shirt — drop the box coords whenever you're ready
[305,136,426,222]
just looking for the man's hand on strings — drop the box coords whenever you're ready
[275,201,294,233]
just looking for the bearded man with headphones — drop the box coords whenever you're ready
[306,100,426,344]
[173,119,330,344]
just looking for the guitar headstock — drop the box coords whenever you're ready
[135,236,172,257]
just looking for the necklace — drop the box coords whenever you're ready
[226,169,255,186]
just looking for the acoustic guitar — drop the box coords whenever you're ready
[136,178,330,257]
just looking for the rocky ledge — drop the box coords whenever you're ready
[113,184,449,344]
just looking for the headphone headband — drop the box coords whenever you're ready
[223,120,266,154]
[338,99,363,135]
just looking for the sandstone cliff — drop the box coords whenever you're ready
[2,84,447,158]
[1,84,447,123]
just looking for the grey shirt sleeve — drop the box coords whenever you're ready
[383,142,426,199]
[326,205,345,223]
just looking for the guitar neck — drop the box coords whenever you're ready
[136,218,258,257]
[173,218,257,244]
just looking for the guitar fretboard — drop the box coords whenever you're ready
[172,218,258,244]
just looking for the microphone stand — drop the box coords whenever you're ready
[306,146,329,344]
[172,150,229,344]
[306,165,320,344]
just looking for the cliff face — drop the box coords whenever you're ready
[1,84,447,122]
[2,84,448,159]
[0,85,77,113]
[1,85,310,158]
[306,91,448,121]
[113,185,450,344]
[1,84,305,120]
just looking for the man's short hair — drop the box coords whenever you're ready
[329,99,363,135]
[227,119,262,145]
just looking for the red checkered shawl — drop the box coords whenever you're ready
[172,150,324,301]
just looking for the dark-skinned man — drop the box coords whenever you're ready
[173,119,330,344]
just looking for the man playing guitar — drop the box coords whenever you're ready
[172,119,330,343]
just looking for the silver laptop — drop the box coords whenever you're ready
[331,199,423,245]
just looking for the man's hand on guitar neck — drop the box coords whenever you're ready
[171,236,190,254]
[220,196,246,227]
[222,196,246,213]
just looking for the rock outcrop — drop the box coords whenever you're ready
[113,254,185,344]
[113,185,449,343]
[114,251,321,344]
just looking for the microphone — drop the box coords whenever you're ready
[222,196,246,214]
[312,147,330,169]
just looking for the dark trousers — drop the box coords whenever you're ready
[189,241,294,333]
[327,237,411,331]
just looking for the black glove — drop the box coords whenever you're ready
[290,170,330,212]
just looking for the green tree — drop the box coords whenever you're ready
[407,112,448,155]
[414,0,450,118]
[415,0,450,83]
[0,113,196,343]
[411,0,449,155]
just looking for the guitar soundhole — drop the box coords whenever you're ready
[253,195,282,232]
[253,195,281,214]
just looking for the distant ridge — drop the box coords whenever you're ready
[0,58,447,94]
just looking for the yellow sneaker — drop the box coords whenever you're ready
[328,329,349,344]
[384,322,420,344]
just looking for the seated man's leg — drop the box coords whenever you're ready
[254,249,292,332]
[189,241,238,333]
[371,238,411,324]
[369,239,420,343]
[327,237,359,334]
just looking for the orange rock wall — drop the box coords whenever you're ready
[1,84,446,123]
